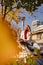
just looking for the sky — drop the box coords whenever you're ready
[0,3,43,30]
[18,4,43,30]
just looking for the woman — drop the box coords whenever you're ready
[18,25,40,51]
[19,25,32,42]
[18,25,32,46]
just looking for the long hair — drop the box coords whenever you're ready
[27,25,32,40]
[27,25,31,31]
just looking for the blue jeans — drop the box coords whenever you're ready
[20,40,34,51]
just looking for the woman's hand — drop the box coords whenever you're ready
[18,38,23,42]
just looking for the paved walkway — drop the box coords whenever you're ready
[36,58,43,65]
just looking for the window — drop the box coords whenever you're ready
[41,22,43,25]
[37,33,42,40]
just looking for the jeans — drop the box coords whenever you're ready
[20,40,34,51]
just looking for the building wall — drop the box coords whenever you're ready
[41,33,43,39]
[32,33,43,43]
[32,20,43,43]
[32,34,37,40]
[32,20,40,30]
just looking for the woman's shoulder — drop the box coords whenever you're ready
[27,32,31,34]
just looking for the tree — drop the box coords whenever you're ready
[20,0,43,12]
[1,0,14,18]
[0,0,43,22]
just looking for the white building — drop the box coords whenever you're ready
[32,20,40,30]
[32,20,43,43]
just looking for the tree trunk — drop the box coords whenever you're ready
[4,6,7,18]
[2,5,3,15]
[1,0,3,15]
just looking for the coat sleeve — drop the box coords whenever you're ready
[27,32,31,41]
[20,31,23,39]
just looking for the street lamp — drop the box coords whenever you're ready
[21,17,25,30]
[18,16,25,30]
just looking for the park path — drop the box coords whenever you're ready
[36,58,43,65]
